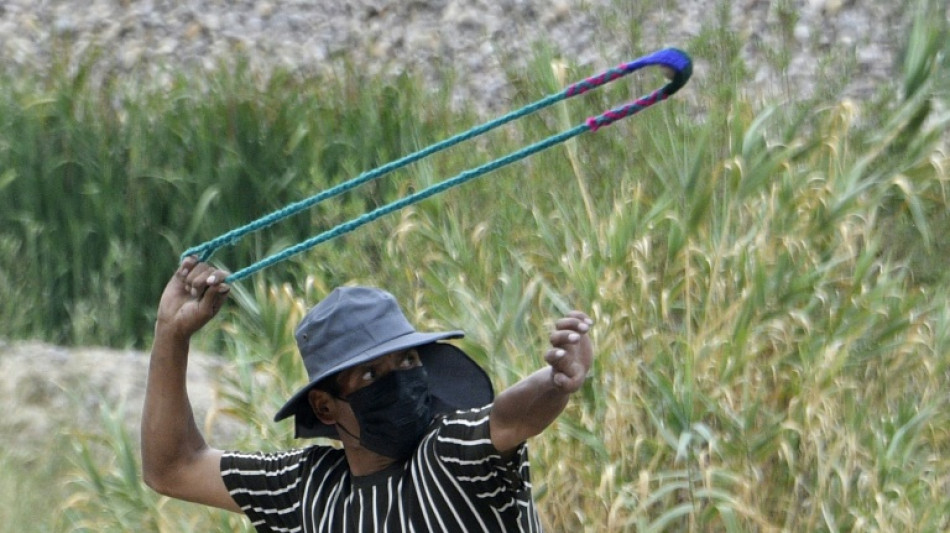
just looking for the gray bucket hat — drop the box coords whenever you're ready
[274,286,494,439]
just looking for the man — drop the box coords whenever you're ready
[142,256,594,531]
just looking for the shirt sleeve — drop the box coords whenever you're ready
[220,447,323,532]
[431,404,534,509]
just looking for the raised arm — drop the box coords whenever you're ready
[489,311,594,454]
[141,256,241,512]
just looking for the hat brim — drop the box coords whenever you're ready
[274,336,494,439]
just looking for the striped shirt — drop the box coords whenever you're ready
[221,404,543,532]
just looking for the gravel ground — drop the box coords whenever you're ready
[0,340,241,456]
[0,0,914,112]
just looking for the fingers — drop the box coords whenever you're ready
[544,311,594,392]
[549,312,593,345]
[178,256,231,308]
[544,348,584,389]
[552,312,593,333]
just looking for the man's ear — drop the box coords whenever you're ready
[308,389,336,425]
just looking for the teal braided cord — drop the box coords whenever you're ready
[225,122,589,282]
[224,69,691,282]
[181,91,568,262]
[186,49,692,277]
[181,48,691,262]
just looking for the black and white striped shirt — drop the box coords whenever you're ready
[221,404,543,532]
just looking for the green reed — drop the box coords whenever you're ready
[0,56,458,346]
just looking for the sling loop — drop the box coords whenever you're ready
[182,48,692,282]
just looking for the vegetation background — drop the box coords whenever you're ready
[0,0,948,531]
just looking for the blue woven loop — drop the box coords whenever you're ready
[180,48,693,282]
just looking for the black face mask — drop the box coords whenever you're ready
[337,365,433,460]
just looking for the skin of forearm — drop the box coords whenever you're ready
[491,367,572,451]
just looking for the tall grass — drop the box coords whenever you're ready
[1,0,948,531]
[0,56,460,346]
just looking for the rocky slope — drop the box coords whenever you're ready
[1,0,909,111]
[0,340,239,456]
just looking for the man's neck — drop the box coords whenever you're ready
[343,445,399,476]
[335,425,400,476]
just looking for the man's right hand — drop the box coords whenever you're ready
[156,256,231,341]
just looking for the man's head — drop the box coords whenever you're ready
[274,286,494,440]
[307,346,433,459]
